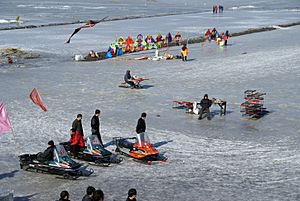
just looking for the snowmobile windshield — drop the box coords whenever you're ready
[136,132,151,147]
[54,145,74,164]
[86,135,102,151]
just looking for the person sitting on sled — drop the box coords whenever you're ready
[37,140,55,163]
[89,50,99,58]
[124,70,139,88]
[198,94,213,120]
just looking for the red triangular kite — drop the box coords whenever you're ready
[29,88,47,112]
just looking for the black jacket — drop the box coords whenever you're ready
[126,198,136,201]
[72,119,84,136]
[91,115,100,133]
[124,70,132,82]
[136,117,146,134]
[82,194,93,201]
[37,146,54,162]
[200,98,212,109]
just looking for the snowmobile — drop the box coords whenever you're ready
[113,132,167,164]
[19,145,94,180]
[60,135,122,167]
[119,77,149,89]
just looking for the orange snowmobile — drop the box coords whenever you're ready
[113,132,167,164]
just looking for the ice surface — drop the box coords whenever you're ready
[0,3,300,201]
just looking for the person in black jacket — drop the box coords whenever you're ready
[124,70,138,88]
[72,114,84,136]
[198,94,213,120]
[126,188,137,201]
[92,189,104,201]
[136,113,146,134]
[36,140,55,163]
[91,109,103,145]
[58,190,70,201]
[82,186,96,201]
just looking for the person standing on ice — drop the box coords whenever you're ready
[91,109,103,146]
[126,188,137,201]
[181,44,189,61]
[70,114,85,157]
[198,94,213,120]
[219,5,224,13]
[136,112,147,134]
[224,30,229,46]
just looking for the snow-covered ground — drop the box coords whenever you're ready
[0,6,300,201]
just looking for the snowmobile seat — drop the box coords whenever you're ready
[119,139,134,150]
[19,154,37,162]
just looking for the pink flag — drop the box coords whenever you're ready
[29,88,47,112]
[0,103,13,134]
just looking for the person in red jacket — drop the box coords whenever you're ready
[69,114,85,157]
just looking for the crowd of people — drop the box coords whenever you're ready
[85,27,229,62]
[104,32,183,58]
[204,28,229,46]
[57,186,137,201]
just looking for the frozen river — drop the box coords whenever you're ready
[0,1,300,200]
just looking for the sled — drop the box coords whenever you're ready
[119,77,149,89]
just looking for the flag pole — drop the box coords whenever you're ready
[11,129,22,155]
